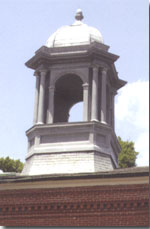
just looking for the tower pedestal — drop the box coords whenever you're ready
[22,122,120,175]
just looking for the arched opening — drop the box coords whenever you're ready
[54,74,83,123]
[69,102,83,122]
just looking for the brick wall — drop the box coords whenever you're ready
[0,184,149,226]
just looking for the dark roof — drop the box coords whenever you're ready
[0,166,149,184]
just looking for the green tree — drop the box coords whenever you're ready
[0,156,24,173]
[118,136,139,168]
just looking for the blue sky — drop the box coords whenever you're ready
[0,0,149,165]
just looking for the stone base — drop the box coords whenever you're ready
[22,151,114,175]
[22,122,120,175]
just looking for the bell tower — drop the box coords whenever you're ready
[22,9,126,175]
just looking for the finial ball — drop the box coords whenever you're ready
[75,9,84,21]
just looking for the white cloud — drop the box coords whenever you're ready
[135,132,149,166]
[115,80,149,166]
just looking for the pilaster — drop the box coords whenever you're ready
[33,71,40,124]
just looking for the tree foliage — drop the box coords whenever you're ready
[118,136,139,168]
[0,156,24,173]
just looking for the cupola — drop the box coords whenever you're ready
[22,9,127,175]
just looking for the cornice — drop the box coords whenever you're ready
[25,44,119,70]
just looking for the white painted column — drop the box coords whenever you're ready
[111,93,114,129]
[82,83,89,121]
[111,90,117,130]
[37,70,47,124]
[101,68,107,124]
[91,67,98,121]
[33,72,40,124]
[47,86,55,124]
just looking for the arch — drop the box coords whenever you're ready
[50,69,87,87]
[53,74,83,123]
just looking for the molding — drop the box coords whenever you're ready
[0,198,148,217]
[0,176,148,190]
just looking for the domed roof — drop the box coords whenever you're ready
[45,9,104,48]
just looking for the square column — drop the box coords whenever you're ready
[83,83,89,121]
[33,72,40,124]
[91,67,98,121]
[37,70,47,124]
[111,89,117,130]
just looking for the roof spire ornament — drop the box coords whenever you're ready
[75,9,84,21]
